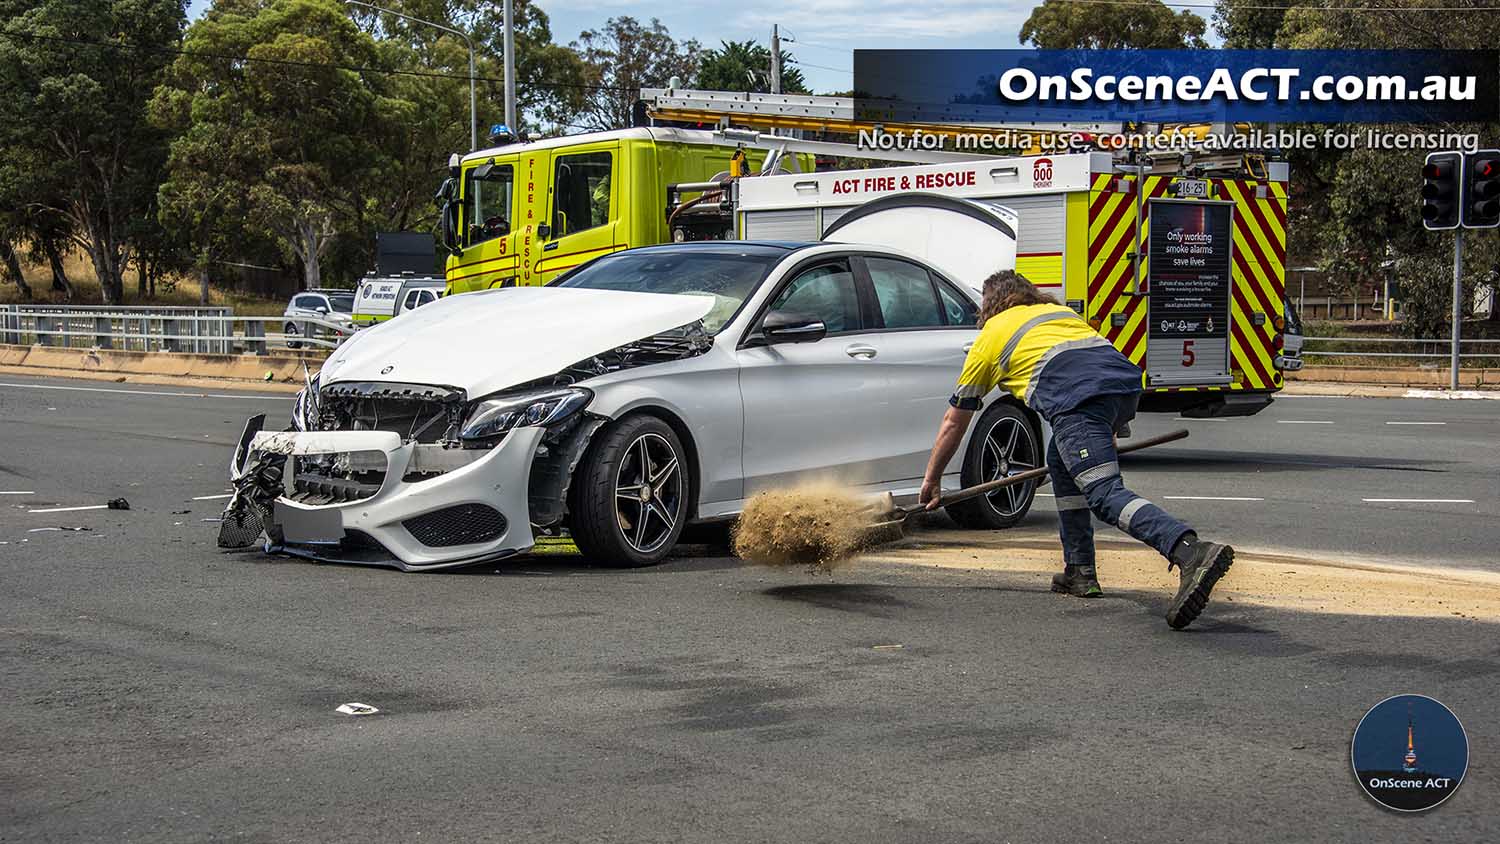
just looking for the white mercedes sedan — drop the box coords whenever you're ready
[222,226,1043,570]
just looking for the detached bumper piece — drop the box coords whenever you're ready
[1275,355,1304,372]
[224,425,543,571]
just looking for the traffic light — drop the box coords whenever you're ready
[1422,151,1461,231]
[1463,149,1500,229]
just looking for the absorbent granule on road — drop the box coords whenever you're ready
[732,485,877,571]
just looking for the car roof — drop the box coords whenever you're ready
[622,240,816,255]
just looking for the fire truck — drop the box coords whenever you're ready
[437,89,1300,417]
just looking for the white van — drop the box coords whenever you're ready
[352,275,445,325]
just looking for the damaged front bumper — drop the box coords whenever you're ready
[226,424,543,571]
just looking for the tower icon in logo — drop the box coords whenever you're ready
[1403,705,1419,773]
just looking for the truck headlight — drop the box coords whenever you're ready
[461,387,591,442]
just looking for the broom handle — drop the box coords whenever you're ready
[928,428,1190,511]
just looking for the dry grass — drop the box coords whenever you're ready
[1,251,286,314]
[732,485,889,572]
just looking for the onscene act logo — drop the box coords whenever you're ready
[1351,694,1468,812]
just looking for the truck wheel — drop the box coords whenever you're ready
[569,415,689,567]
[946,401,1040,530]
[284,322,301,350]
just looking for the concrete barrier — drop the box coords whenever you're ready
[0,343,327,384]
[1288,365,1500,389]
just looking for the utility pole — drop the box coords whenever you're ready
[770,25,781,94]
[1451,228,1463,390]
[503,0,517,132]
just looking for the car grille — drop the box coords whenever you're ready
[318,381,465,444]
[282,449,387,505]
[403,504,508,547]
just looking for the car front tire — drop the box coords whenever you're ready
[946,400,1041,530]
[284,321,301,350]
[569,414,689,567]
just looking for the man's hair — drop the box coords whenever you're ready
[978,270,1052,327]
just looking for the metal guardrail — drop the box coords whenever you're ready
[1301,335,1500,363]
[0,305,354,355]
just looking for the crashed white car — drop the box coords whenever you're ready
[221,203,1042,570]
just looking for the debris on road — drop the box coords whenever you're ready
[335,702,379,716]
[106,498,130,511]
[27,526,92,533]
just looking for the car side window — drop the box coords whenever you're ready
[415,290,436,307]
[293,295,318,310]
[936,280,979,327]
[768,262,861,333]
[866,257,945,329]
[552,151,612,237]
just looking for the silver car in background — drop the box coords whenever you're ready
[283,289,357,348]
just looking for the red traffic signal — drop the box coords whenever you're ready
[1464,150,1500,228]
[1422,151,1461,230]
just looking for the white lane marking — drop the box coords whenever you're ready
[0,381,292,401]
[0,491,35,495]
[191,493,234,501]
[1276,420,1333,424]
[1164,496,1265,502]
[1404,389,1500,401]
[28,504,109,514]
[1036,493,1054,497]
[1362,498,1475,504]
[1385,421,1446,426]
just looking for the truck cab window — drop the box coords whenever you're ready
[466,164,514,246]
[552,152,612,237]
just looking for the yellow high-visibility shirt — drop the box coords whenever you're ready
[951,303,1142,420]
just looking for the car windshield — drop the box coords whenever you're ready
[326,294,355,313]
[553,246,787,333]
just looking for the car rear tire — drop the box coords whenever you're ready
[284,322,301,350]
[946,400,1041,530]
[569,414,689,567]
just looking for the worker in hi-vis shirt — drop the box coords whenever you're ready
[918,270,1234,630]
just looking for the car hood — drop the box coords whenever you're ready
[317,287,715,398]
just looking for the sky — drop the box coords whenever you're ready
[183,0,1044,94]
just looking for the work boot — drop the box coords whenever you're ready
[1051,565,1103,598]
[1166,534,1234,630]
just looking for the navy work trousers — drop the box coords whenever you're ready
[1045,393,1192,566]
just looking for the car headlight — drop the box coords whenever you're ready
[291,372,321,431]
[460,387,591,442]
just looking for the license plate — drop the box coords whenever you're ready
[274,501,343,544]
[1173,179,1209,197]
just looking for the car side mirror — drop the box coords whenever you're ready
[537,222,552,239]
[762,310,826,344]
[315,306,329,315]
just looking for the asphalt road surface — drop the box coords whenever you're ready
[1,374,1496,842]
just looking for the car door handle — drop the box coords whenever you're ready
[845,343,877,359]
[543,241,559,251]
[962,341,975,352]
